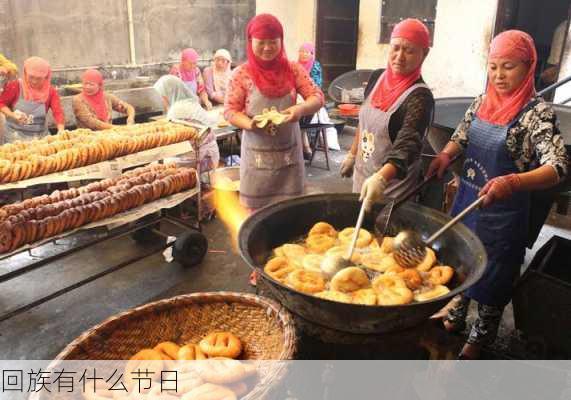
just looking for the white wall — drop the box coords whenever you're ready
[255,0,317,59]
[356,0,498,98]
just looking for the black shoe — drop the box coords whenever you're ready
[303,151,312,161]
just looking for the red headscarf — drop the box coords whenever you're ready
[178,48,199,82]
[246,14,295,98]
[477,30,537,126]
[298,42,315,73]
[22,56,51,103]
[81,69,108,122]
[371,19,430,111]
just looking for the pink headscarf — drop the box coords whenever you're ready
[178,48,199,82]
[81,69,108,122]
[246,14,295,98]
[477,30,537,125]
[22,56,52,103]
[298,42,315,73]
[371,19,430,111]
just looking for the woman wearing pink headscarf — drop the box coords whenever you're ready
[170,48,212,110]
[0,57,64,142]
[72,69,135,130]
[341,19,434,212]
[428,30,568,359]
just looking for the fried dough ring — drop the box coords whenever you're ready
[338,227,372,248]
[199,333,242,359]
[302,253,324,273]
[279,243,306,267]
[178,344,209,360]
[325,245,361,264]
[154,341,181,360]
[372,274,407,292]
[264,256,296,282]
[308,222,337,238]
[305,233,336,253]
[351,288,378,305]
[330,267,370,292]
[377,286,414,306]
[398,268,423,290]
[414,284,450,302]
[287,269,325,294]
[416,247,437,272]
[360,251,394,272]
[315,290,352,303]
[427,266,454,285]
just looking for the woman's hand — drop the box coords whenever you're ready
[126,116,135,125]
[12,111,28,125]
[478,174,522,207]
[282,105,303,124]
[203,99,213,110]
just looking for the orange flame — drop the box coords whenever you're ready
[212,189,250,249]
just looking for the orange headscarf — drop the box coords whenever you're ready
[22,56,51,103]
[477,30,537,126]
[81,69,108,122]
[371,19,430,111]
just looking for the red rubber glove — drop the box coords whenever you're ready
[426,152,452,179]
[478,174,522,207]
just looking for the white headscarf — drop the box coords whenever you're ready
[213,49,232,93]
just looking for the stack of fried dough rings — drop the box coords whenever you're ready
[0,120,199,184]
[0,163,197,253]
[264,222,456,306]
[98,331,258,400]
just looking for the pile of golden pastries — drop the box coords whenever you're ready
[252,106,288,135]
[84,332,257,400]
[0,164,197,253]
[264,222,455,305]
[0,121,198,183]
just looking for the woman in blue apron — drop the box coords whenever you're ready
[340,19,434,212]
[428,30,568,359]
[224,14,324,210]
[1,57,65,142]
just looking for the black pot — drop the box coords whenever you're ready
[239,193,487,334]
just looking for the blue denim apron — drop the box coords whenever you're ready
[451,104,535,306]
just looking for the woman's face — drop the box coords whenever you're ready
[28,73,46,90]
[298,48,312,62]
[251,38,281,61]
[487,58,529,95]
[182,60,196,71]
[83,81,100,96]
[214,57,230,70]
[388,37,427,75]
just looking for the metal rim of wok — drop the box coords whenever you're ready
[238,193,488,334]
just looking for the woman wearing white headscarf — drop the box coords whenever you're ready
[153,75,220,170]
[203,49,232,105]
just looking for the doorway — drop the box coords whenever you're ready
[315,0,360,92]
[494,0,571,97]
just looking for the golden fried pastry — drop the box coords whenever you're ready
[315,290,352,303]
[305,233,336,253]
[286,269,325,293]
[302,253,324,273]
[308,221,337,238]
[129,348,164,361]
[154,341,181,360]
[377,286,414,305]
[195,358,246,385]
[398,268,423,290]
[325,245,361,264]
[385,264,405,275]
[178,344,209,360]
[182,383,237,400]
[414,285,450,302]
[330,267,370,293]
[280,243,307,267]
[372,274,407,292]
[338,227,372,248]
[351,288,377,305]
[427,266,454,285]
[380,236,394,253]
[199,332,242,359]
[360,251,394,272]
[264,256,296,282]
[416,247,437,271]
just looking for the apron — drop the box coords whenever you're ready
[353,82,427,197]
[240,87,304,209]
[184,79,198,95]
[451,103,535,306]
[5,82,48,142]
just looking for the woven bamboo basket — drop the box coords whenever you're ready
[54,291,297,399]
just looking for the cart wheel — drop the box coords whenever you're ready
[130,224,165,245]
[172,230,208,267]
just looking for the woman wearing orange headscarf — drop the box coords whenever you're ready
[0,57,64,142]
[428,30,568,359]
[72,69,135,130]
[224,14,324,209]
[342,19,434,212]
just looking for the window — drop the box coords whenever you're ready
[379,0,438,44]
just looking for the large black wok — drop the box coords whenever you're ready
[239,193,487,334]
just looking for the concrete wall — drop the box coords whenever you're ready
[357,0,498,98]
[554,24,571,104]
[0,0,255,82]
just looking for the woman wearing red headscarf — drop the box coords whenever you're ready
[428,30,568,359]
[0,57,65,142]
[341,19,434,212]
[225,14,324,209]
[72,69,135,130]
[170,48,212,110]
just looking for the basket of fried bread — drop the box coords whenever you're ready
[53,292,296,400]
